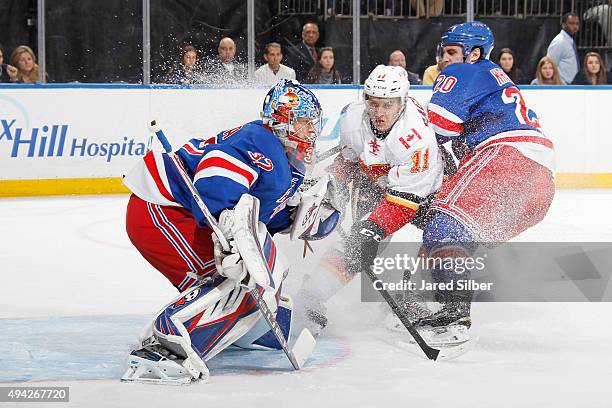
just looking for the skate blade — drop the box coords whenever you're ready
[388,321,471,347]
[395,336,477,361]
[120,367,196,386]
[415,325,471,348]
[435,337,477,361]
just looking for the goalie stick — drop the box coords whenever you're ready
[149,120,316,370]
[337,226,473,361]
[316,144,341,162]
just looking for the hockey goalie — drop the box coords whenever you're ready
[120,79,341,384]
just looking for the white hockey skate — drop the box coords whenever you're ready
[383,292,472,348]
[121,344,209,385]
[385,313,472,348]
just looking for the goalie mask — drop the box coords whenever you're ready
[262,79,323,176]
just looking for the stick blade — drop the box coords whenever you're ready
[291,328,316,369]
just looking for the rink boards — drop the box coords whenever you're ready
[1,84,611,196]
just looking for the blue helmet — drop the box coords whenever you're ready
[440,21,494,60]
[261,79,323,175]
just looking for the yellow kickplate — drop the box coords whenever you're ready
[0,177,130,197]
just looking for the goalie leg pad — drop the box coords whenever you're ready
[153,277,263,363]
[232,294,293,350]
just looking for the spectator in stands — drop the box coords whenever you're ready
[305,47,342,84]
[496,48,527,84]
[0,45,18,83]
[254,42,296,86]
[422,53,448,85]
[285,22,320,82]
[203,37,247,84]
[163,45,203,84]
[410,0,443,17]
[572,52,611,85]
[583,3,611,47]
[547,12,581,84]
[10,45,47,83]
[388,50,422,85]
[531,56,565,85]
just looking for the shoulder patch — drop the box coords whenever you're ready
[222,125,243,140]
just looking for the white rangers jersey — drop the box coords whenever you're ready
[338,96,444,211]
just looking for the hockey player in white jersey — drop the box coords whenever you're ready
[297,65,452,333]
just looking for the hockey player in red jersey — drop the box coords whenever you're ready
[297,65,454,332]
[415,22,555,332]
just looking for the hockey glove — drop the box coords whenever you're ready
[218,252,248,282]
[213,209,247,283]
[440,145,458,178]
[343,219,385,278]
[451,139,470,162]
[327,154,360,184]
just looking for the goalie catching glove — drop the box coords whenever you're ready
[287,174,343,241]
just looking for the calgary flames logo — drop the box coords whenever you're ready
[368,139,381,155]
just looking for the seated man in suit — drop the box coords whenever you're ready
[285,22,320,82]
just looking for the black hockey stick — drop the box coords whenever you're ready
[149,120,315,369]
[337,226,472,361]
[364,266,474,361]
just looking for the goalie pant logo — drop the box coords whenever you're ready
[0,119,146,162]
[172,288,201,309]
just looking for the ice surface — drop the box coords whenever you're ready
[1,191,611,407]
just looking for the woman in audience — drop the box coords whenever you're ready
[163,45,203,84]
[497,48,526,84]
[572,52,611,85]
[531,56,565,85]
[306,47,342,84]
[10,45,46,83]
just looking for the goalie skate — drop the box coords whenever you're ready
[121,344,209,385]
